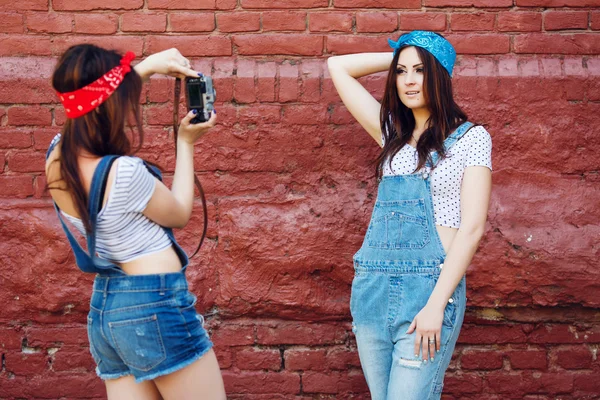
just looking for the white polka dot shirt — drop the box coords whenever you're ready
[382,125,492,228]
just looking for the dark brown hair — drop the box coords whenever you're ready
[49,44,144,232]
[376,41,468,179]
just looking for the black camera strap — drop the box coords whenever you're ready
[172,77,208,259]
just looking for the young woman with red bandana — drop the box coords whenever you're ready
[45,45,224,399]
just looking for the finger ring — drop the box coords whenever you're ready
[428,338,435,343]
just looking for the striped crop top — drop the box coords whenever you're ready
[56,136,172,263]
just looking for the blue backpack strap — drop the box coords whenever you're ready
[45,133,61,160]
[430,121,475,167]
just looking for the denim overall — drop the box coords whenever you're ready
[46,137,212,382]
[350,122,473,400]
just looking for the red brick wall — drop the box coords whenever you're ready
[1,1,600,399]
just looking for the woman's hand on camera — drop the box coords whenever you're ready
[136,48,198,80]
[178,109,217,145]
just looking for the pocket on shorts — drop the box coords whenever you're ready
[108,314,166,371]
[366,199,430,250]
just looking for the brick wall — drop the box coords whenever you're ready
[1,0,600,399]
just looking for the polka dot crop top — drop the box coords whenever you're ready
[382,125,492,228]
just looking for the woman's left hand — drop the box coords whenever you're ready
[135,48,198,80]
[407,304,445,362]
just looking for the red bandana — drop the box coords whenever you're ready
[57,51,136,119]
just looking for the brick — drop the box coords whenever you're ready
[544,11,588,31]
[514,34,600,55]
[53,0,143,10]
[0,13,25,33]
[74,14,118,34]
[238,105,281,124]
[235,347,281,370]
[285,348,327,371]
[34,175,49,198]
[444,373,484,394]
[148,0,215,9]
[51,349,95,372]
[425,0,512,6]
[169,12,215,32]
[278,63,298,103]
[507,350,548,369]
[334,0,420,8]
[235,34,323,56]
[573,373,600,394]
[262,11,306,32]
[26,12,72,33]
[0,176,34,198]
[144,104,173,125]
[7,152,45,173]
[8,106,52,126]
[215,347,233,369]
[309,12,353,33]
[517,0,600,6]
[325,347,361,370]
[211,324,255,347]
[0,328,24,350]
[283,104,329,125]
[300,60,321,103]
[145,35,232,56]
[399,12,447,32]
[497,12,542,32]
[302,371,368,394]
[27,326,88,347]
[564,57,586,76]
[0,0,48,11]
[539,57,562,76]
[460,349,504,370]
[485,371,573,395]
[330,104,354,124]
[241,0,327,8]
[216,0,236,10]
[459,325,527,344]
[52,36,144,56]
[451,13,495,31]
[356,12,397,33]
[0,35,53,56]
[449,34,510,55]
[217,12,260,33]
[592,12,600,30]
[234,59,256,104]
[256,322,345,345]
[257,62,277,102]
[0,128,32,149]
[222,371,301,394]
[326,35,391,55]
[212,59,234,102]
[554,346,593,369]
[122,12,167,32]
[4,352,48,375]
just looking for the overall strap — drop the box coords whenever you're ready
[86,155,120,268]
[429,122,475,167]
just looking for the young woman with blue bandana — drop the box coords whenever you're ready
[328,31,492,399]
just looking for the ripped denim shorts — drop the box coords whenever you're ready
[87,272,213,383]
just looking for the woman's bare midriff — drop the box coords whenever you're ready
[436,225,458,256]
[117,246,183,275]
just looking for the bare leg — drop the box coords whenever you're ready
[105,375,163,400]
[154,349,226,400]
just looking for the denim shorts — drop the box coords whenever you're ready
[87,272,213,382]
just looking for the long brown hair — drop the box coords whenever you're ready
[376,41,468,179]
[49,44,144,233]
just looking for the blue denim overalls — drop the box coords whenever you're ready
[46,136,213,382]
[350,122,473,400]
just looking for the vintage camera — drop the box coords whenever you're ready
[185,76,216,124]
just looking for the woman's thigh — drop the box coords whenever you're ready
[153,349,225,400]
[105,375,163,400]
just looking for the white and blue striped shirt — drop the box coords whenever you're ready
[61,155,172,263]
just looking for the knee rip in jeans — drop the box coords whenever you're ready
[399,357,423,369]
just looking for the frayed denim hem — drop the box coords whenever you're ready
[97,368,132,381]
[134,343,214,383]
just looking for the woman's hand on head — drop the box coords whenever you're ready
[138,48,199,80]
[178,109,217,145]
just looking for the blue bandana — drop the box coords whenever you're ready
[388,31,456,77]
